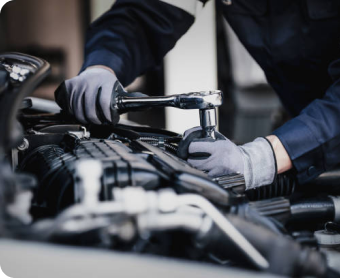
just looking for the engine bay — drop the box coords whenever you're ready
[1,53,340,277]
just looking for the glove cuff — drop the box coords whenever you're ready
[239,137,276,190]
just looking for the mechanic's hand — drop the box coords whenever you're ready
[54,67,147,125]
[178,127,277,189]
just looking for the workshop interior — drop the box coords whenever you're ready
[0,0,340,277]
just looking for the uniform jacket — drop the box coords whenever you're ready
[82,0,340,184]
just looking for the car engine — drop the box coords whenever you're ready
[1,53,340,277]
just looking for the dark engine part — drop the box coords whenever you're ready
[20,139,159,217]
[247,195,340,232]
[133,140,232,205]
[196,215,329,278]
[19,132,233,218]
[216,171,297,201]
[216,166,340,203]
[290,196,336,223]
[0,53,50,236]
[287,196,340,232]
[246,172,297,201]
[300,168,340,195]
[0,53,50,154]
[248,197,291,222]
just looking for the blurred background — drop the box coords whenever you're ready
[0,0,287,143]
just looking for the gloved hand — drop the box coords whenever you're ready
[54,67,147,125]
[178,127,277,190]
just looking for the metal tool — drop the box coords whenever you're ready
[116,90,223,139]
[199,108,217,139]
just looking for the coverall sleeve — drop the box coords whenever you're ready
[81,0,207,86]
[273,60,340,184]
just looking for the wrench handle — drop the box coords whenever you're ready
[117,96,178,111]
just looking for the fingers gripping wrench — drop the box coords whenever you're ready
[115,90,223,139]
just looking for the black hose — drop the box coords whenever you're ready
[246,172,296,201]
[248,196,337,227]
[289,196,335,224]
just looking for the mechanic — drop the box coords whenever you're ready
[55,0,340,191]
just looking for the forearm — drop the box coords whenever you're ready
[266,135,293,174]
[82,0,196,86]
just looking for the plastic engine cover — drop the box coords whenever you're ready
[20,139,159,217]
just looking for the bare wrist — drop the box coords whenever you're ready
[266,135,293,174]
[86,65,116,76]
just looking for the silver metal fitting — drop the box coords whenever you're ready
[10,65,30,83]
[200,109,217,139]
[68,126,90,139]
[17,138,29,151]
[330,196,340,223]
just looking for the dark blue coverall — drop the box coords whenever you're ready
[82,0,340,184]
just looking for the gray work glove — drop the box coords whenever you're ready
[55,68,147,125]
[178,127,277,190]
